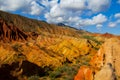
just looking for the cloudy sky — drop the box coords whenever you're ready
[0,0,120,35]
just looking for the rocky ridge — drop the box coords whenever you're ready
[74,38,120,80]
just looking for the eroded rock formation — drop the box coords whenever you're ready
[0,19,28,42]
[74,66,93,80]
[74,38,120,80]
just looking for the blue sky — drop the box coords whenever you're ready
[0,0,120,35]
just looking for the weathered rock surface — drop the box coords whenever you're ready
[74,66,93,80]
[0,33,100,80]
[94,64,115,80]
[94,38,120,80]
[0,19,28,42]
[75,38,120,80]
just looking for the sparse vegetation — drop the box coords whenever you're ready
[12,43,23,52]
[83,35,102,45]
[48,64,80,80]
[28,75,40,80]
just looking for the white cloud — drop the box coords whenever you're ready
[114,13,120,18]
[96,24,103,31]
[96,24,103,27]
[108,22,117,27]
[0,0,110,30]
[92,14,107,24]
[118,0,120,4]
[46,10,107,29]
[59,0,111,12]
[79,14,107,26]
[108,19,120,27]
[0,0,30,11]
[39,0,49,7]
[30,1,44,15]
[60,0,86,10]
[49,5,66,18]
[108,13,120,27]
[40,0,58,8]
[45,13,64,23]
[87,0,111,12]
[0,0,44,15]
[44,0,108,29]
[116,19,120,23]
[49,0,58,8]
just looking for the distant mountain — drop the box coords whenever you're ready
[57,23,66,26]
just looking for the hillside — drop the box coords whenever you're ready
[0,11,120,80]
[0,10,89,37]
[0,18,29,42]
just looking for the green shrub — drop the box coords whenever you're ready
[28,75,40,80]
[12,43,23,52]
[49,71,61,79]
[48,64,79,80]
[83,35,101,45]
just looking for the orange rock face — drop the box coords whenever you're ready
[74,66,93,80]
[101,33,115,38]
[90,46,104,72]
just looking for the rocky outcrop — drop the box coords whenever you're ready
[74,38,120,80]
[0,33,100,80]
[100,33,115,38]
[0,19,28,42]
[94,64,115,80]
[94,38,117,80]
[74,66,93,80]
